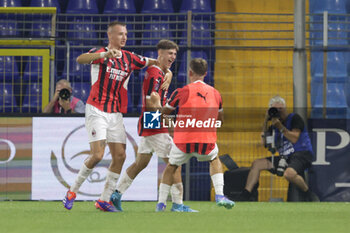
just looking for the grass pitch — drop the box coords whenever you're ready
[0,201,349,233]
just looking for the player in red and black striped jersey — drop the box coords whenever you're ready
[63,21,164,212]
[112,40,196,212]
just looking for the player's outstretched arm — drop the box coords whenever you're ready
[147,58,160,67]
[76,49,121,64]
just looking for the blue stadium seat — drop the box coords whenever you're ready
[311,52,347,105]
[102,0,137,45]
[179,22,212,46]
[23,56,43,82]
[62,49,91,82]
[0,83,17,113]
[104,0,136,14]
[71,82,90,103]
[30,0,61,13]
[0,0,22,36]
[141,0,173,14]
[0,21,19,37]
[142,21,172,45]
[312,83,348,119]
[177,50,209,87]
[311,52,348,118]
[67,18,98,45]
[0,0,21,7]
[65,0,99,14]
[310,0,346,13]
[0,56,20,82]
[309,15,347,47]
[29,0,60,38]
[179,0,212,13]
[22,82,42,113]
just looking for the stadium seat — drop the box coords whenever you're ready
[102,0,137,45]
[311,83,348,119]
[0,0,21,7]
[30,0,61,13]
[103,0,136,14]
[23,56,43,82]
[179,22,212,46]
[0,83,17,113]
[0,21,19,37]
[0,0,22,36]
[141,0,173,14]
[62,49,91,82]
[309,15,347,47]
[71,82,90,103]
[141,21,172,45]
[310,0,346,13]
[67,18,98,45]
[65,0,99,14]
[177,50,210,86]
[311,52,347,107]
[179,0,212,13]
[22,82,42,113]
[0,56,20,82]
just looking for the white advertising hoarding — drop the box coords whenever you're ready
[32,117,157,201]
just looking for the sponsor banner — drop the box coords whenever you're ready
[0,118,32,200]
[309,119,350,201]
[32,117,157,201]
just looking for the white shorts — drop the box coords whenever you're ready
[137,133,172,158]
[169,142,219,166]
[85,104,126,144]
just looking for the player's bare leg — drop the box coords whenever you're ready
[63,140,106,210]
[126,153,152,179]
[163,158,183,205]
[96,142,126,212]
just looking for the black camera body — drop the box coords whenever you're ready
[268,107,280,119]
[59,88,71,100]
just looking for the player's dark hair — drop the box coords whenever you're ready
[156,39,179,51]
[189,58,207,76]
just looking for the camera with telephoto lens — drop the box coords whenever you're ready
[268,107,280,119]
[276,155,288,176]
[264,125,276,154]
[59,88,71,100]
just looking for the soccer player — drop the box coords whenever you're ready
[63,21,164,212]
[150,58,235,211]
[110,40,196,212]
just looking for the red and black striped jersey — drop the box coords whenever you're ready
[138,65,168,136]
[86,47,148,113]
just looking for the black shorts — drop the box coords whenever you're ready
[266,151,313,176]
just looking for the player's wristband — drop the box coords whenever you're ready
[100,52,107,58]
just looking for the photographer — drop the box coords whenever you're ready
[240,95,319,201]
[43,79,85,114]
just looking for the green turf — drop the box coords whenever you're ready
[0,201,349,233]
